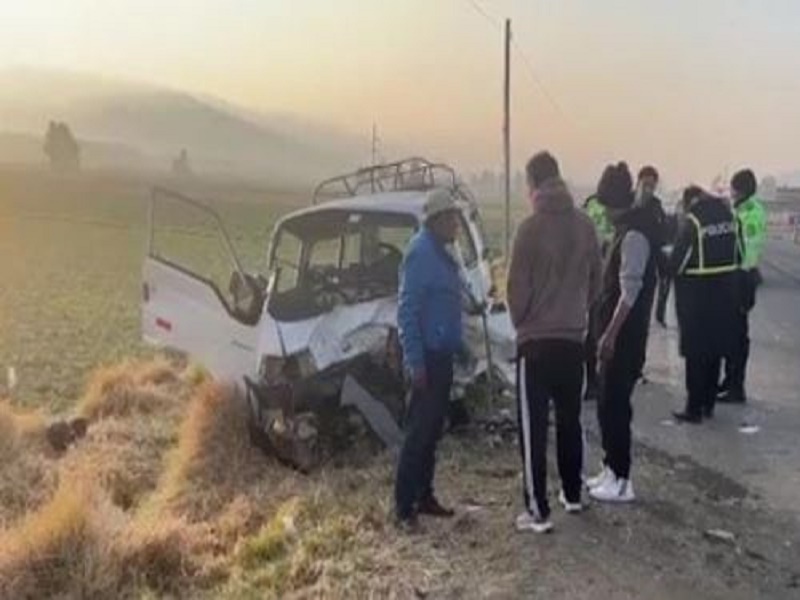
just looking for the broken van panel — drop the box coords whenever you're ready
[142,158,515,469]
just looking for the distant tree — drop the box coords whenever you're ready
[43,121,81,172]
[171,148,193,177]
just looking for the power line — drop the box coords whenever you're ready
[511,38,569,122]
[463,0,502,30]
[462,1,573,126]
[461,0,599,158]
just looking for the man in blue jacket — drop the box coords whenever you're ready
[394,188,464,529]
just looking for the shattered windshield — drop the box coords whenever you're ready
[268,209,417,322]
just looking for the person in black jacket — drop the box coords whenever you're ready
[633,166,667,377]
[586,162,661,503]
[584,165,618,402]
[669,187,739,423]
[655,196,690,326]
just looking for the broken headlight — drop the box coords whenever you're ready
[259,355,286,383]
[259,351,317,384]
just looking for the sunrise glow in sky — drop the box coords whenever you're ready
[1,0,800,184]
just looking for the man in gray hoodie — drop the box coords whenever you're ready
[507,151,602,533]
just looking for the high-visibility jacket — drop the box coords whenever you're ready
[676,196,739,277]
[671,194,740,358]
[584,196,614,246]
[735,195,767,271]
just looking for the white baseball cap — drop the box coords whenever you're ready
[423,188,459,222]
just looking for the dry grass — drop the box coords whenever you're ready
[59,416,174,511]
[0,359,204,598]
[0,479,123,599]
[224,493,378,598]
[0,401,47,454]
[77,359,181,422]
[0,478,206,599]
[60,358,191,511]
[157,381,280,522]
[0,402,56,526]
[0,358,463,598]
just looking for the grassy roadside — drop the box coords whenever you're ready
[3,357,799,599]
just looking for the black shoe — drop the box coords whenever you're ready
[673,411,703,424]
[717,390,746,404]
[417,496,455,518]
[394,513,421,533]
[703,406,715,419]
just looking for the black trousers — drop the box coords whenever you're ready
[636,289,658,379]
[517,340,584,519]
[394,352,453,519]
[685,355,721,417]
[655,273,672,324]
[585,318,599,395]
[721,270,757,398]
[597,353,638,480]
[722,307,751,398]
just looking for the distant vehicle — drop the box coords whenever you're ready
[142,158,515,469]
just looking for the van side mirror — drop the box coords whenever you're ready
[229,270,265,324]
[229,271,246,301]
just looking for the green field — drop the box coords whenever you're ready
[0,168,314,410]
[0,167,521,411]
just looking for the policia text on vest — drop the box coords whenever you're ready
[669,191,740,422]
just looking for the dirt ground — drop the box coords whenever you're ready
[378,424,800,600]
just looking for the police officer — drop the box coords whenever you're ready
[584,184,615,253]
[670,186,740,423]
[718,169,767,404]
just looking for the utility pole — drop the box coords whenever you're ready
[503,18,512,261]
[371,122,379,192]
[371,122,379,166]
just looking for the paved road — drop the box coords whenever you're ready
[624,239,800,525]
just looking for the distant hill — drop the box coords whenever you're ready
[0,68,367,185]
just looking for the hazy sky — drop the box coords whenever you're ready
[1,0,800,185]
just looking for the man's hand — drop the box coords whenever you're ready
[597,329,617,364]
[412,368,428,390]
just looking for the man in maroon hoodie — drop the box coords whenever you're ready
[507,152,602,533]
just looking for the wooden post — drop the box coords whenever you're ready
[371,122,378,192]
[503,19,512,261]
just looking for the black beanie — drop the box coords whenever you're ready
[598,162,634,210]
[731,169,757,199]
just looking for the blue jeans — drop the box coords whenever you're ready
[394,352,453,519]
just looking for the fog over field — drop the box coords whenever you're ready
[0,68,370,185]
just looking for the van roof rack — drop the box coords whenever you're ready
[312,157,477,208]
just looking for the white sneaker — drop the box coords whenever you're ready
[558,490,583,514]
[585,465,612,490]
[589,475,635,503]
[515,511,553,534]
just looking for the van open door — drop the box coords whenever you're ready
[142,187,263,384]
